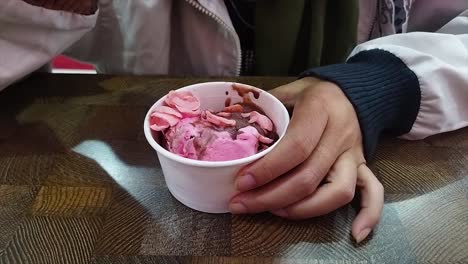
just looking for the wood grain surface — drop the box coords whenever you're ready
[0,74,467,264]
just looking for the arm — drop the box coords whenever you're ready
[0,0,98,91]
[301,9,468,157]
[228,9,467,243]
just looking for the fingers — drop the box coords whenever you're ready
[62,0,96,15]
[61,0,77,11]
[68,1,80,13]
[352,164,384,243]
[229,147,330,214]
[25,0,47,7]
[43,0,56,9]
[75,4,90,15]
[230,134,350,213]
[71,1,90,14]
[23,0,95,14]
[235,92,329,193]
[269,151,357,219]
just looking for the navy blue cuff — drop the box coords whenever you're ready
[300,49,421,159]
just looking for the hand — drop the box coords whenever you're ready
[229,78,384,243]
[22,0,98,15]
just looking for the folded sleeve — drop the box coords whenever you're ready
[0,0,98,91]
[301,10,468,158]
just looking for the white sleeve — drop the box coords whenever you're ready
[0,0,97,91]
[350,10,468,140]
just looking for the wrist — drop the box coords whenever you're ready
[299,49,421,159]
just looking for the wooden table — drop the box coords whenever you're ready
[0,74,467,264]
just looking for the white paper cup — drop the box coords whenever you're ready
[143,82,290,213]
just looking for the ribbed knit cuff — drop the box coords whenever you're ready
[300,49,421,159]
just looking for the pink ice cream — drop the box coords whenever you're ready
[149,90,278,161]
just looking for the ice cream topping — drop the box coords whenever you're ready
[149,90,278,161]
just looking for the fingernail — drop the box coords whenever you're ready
[271,209,288,217]
[229,202,248,214]
[236,174,256,191]
[355,228,371,243]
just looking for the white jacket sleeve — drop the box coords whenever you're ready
[0,0,97,91]
[300,9,468,157]
[349,9,468,140]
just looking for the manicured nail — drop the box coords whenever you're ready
[355,228,371,243]
[271,209,288,217]
[236,174,256,191]
[229,202,248,214]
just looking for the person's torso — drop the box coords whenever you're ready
[65,0,468,76]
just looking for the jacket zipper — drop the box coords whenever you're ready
[184,0,242,76]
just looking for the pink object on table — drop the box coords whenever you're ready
[149,90,277,161]
[52,55,94,70]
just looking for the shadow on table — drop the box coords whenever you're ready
[371,130,468,203]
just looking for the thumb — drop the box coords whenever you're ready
[269,77,322,107]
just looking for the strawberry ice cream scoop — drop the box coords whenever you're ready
[150,90,278,161]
